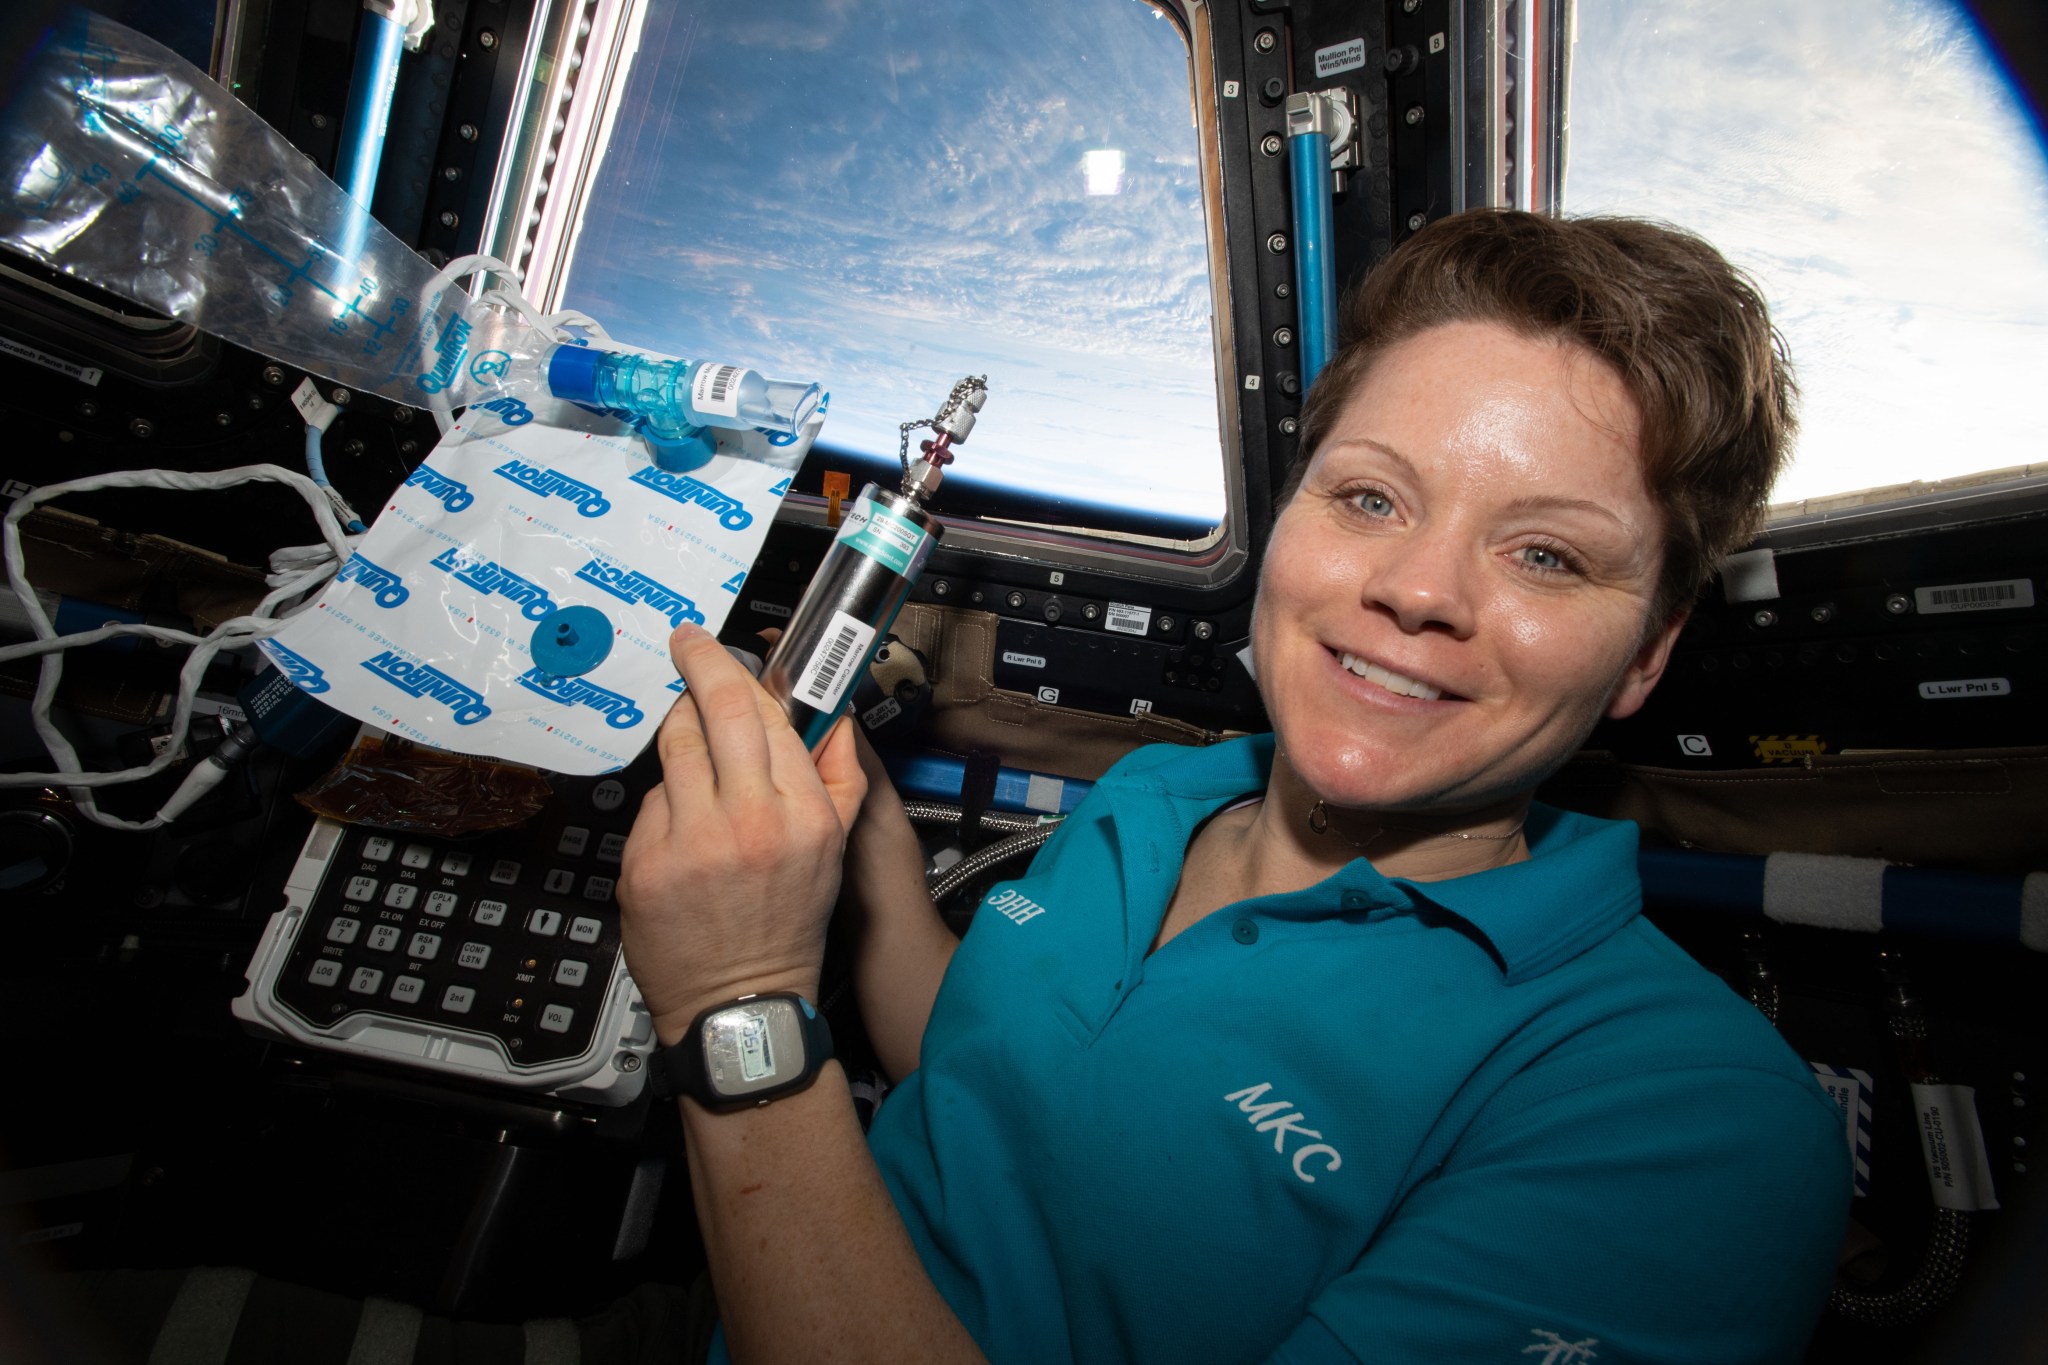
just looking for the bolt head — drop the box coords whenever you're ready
[310,113,330,129]
[478,29,498,48]
[1809,603,1834,624]
[330,387,351,405]
[1278,416,1299,436]
[78,401,98,417]
[1260,134,1283,157]
[1407,212,1428,232]
[443,165,463,181]
[215,412,233,426]
[1006,591,1026,610]
[261,365,286,386]
[1193,621,1215,641]
[1273,326,1294,347]
[1885,594,1912,615]
[932,579,952,597]
[1266,232,1288,254]
[1254,29,1277,52]
[1157,615,1177,633]
[1752,609,1777,629]
[1082,603,1101,621]
[1404,105,1425,126]
[1404,0,1422,10]
[128,417,155,439]
[459,122,480,142]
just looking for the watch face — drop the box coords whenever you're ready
[703,997,808,1100]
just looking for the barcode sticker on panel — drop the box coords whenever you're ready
[691,363,745,419]
[1105,602,1152,636]
[1914,578,2033,615]
[795,609,876,715]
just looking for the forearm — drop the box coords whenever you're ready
[845,804,957,1082]
[681,1065,986,1365]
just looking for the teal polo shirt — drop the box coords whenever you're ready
[717,735,1849,1364]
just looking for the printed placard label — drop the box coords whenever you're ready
[795,609,876,716]
[1105,601,1152,636]
[1914,578,2033,615]
[1001,651,1047,669]
[1314,37,1367,77]
[1912,1083,2000,1211]
[0,335,102,386]
[1916,677,2012,700]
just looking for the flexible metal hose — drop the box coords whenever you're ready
[901,800,1047,836]
[927,826,1058,904]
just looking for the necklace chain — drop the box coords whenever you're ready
[1307,799,1526,851]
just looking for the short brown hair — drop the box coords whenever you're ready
[1288,210,1795,621]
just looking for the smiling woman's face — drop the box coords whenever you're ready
[1253,320,1684,815]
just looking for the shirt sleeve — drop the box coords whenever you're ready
[1259,1062,1851,1365]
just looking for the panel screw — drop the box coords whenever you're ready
[261,365,287,386]
[616,1052,640,1072]
[931,579,952,597]
[439,210,460,229]
[1810,603,1834,624]
[1193,621,1215,641]
[78,401,98,417]
[1885,593,1912,615]
[459,122,480,142]
[1404,0,1422,10]
[1260,133,1283,157]
[1254,29,1277,53]
[330,387,351,405]
[478,29,498,49]
[443,165,463,181]
[1752,609,1777,629]
[343,438,366,457]
[1404,105,1425,126]
[392,406,414,425]
[246,393,266,411]
[1082,603,1101,621]
[1407,212,1427,231]
[128,417,155,439]
[1266,232,1288,254]
[215,412,233,426]
[1278,416,1299,435]
[399,439,419,456]
[1273,326,1294,347]
[310,113,330,129]
[1006,590,1027,610]
[1157,615,1177,633]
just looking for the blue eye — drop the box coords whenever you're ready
[1355,491,1396,518]
[1518,545,1573,573]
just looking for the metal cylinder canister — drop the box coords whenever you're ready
[760,484,941,751]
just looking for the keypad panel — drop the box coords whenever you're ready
[273,762,647,1068]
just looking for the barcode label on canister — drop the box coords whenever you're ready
[796,609,876,714]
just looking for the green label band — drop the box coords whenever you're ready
[837,498,931,577]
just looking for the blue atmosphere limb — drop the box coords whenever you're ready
[881,751,1092,816]
[530,605,616,677]
[1288,129,1337,388]
[335,8,407,211]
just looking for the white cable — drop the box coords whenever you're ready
[3,463,355,830]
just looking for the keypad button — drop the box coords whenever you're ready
[383,883,419,910]
[423,891,459,919]
[349,967,384,995]
[596,832,628,864]
[489,859,521,885]
[366,924,402,953]
[408,932,442,960]
[401,843,434,870]
[581,876,615,903]
[591,779,626,813]
[326,916,362,945]
[527,908,563,937]
[457,942,491,970]
[543,868,576,895]
[344,875,378,903]
[567,916,602,946]
[441,851,473,876]
[558,826,590,857]
[555,958,590,988]
[442,984,476,1015]
[391,975,426,1004]
[538,1004,575,1034]
[308,959,343,987]
[363,836,395,862]
[474,899,508,927]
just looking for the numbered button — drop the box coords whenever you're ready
[362,836,395,862]
[366,925,402,953]
[543,868,575,895]
[423,891,459,919]
[558,826,590,857]
[527,909,562,937]
[457,942,491,970]
[442,985,475,1015]
[348,967,384,995]
[489,859,521,885]
[567,916,602,946]
[326,916,362,945]
[555,958,589,988]
[407,932,441,960]
[391,975,426,1004]
[441,851,472,876]
[383,883,418,911]
[597,833,628,864]
[307,959,343,988]
[344,876,378,903]
[474,899,507,927]
[401,843,434,870]
[538,1004,575,1034]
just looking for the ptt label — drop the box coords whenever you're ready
[1917,677,2012,700]
[1914,578,2033,615]
[1105,601,1152,637]
[1314,37,1366,77]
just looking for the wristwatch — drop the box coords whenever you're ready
[647,992,834,1110]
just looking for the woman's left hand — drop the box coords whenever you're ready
[618,623,868,1044]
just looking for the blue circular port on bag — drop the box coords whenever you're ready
[531,605,614,677]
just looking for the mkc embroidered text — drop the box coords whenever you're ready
[1224,1083,1343,1183]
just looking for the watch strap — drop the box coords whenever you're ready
[646,993,833,1108]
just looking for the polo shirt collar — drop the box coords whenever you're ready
[1094,734,1643,987]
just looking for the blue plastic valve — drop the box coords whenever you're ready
[530,605,615,677]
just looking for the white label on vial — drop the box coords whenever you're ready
[1916,677,2012,700]
[795,609,876,714]
[690,363,746,419]
[1914,578,2033,615]
[1314,38,1366,77]
[1912,1083,2000,1211]
[291,378,339,430]
[1105,602,1152,636]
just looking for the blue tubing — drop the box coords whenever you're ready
[1288,129,1337,388]
[304,423,332,487]
[335,10,407,211]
